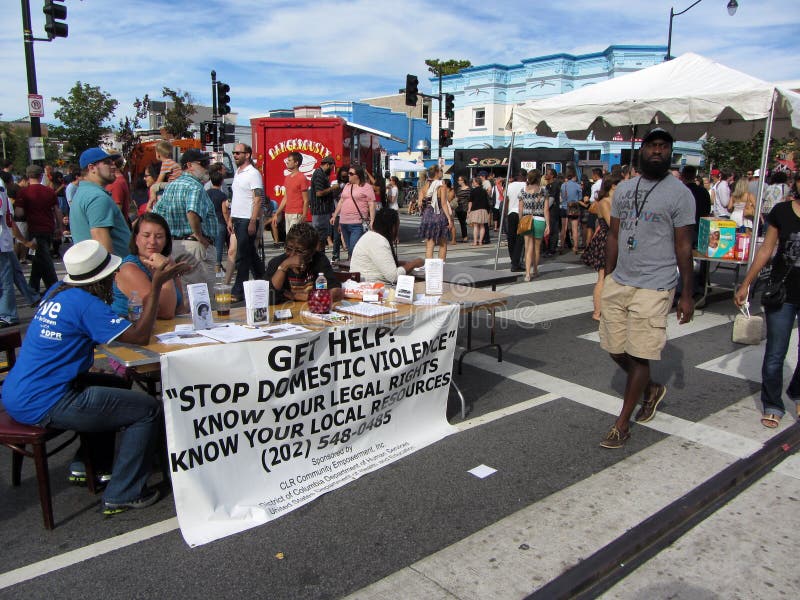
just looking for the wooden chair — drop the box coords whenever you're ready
[0,330,98,530]
[332,271,361,283]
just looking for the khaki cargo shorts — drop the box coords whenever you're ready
[599,276,674,360]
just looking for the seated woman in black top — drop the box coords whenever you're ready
[265,222,344,304]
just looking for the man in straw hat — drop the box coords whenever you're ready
[1,240,188,514]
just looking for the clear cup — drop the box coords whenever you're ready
[214,283,232,317]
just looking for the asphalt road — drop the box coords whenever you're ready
[1,216,798,599]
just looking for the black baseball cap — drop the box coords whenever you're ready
[642,127,674,145]
[180,148,211,168]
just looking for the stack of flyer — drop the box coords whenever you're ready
[187,283,214,330]
[243,280,269,326]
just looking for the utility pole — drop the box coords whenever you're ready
[21,0,43,161]
[211,70,218,153]
[437,70,442,159]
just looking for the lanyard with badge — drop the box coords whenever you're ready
[627,176,665,251]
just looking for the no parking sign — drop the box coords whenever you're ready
[28,94,44,118]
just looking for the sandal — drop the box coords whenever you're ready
[760,413,781,429]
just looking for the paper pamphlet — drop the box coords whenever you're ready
[335,301,398,317]
[244,280,270,326]
[195,324,269,344]
[395,274,415,304]
[425,259,444,296]
[187,283,214,330]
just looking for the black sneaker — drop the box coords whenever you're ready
[635,383,666,423]
[600,425,630,449]
[102,488,160,515]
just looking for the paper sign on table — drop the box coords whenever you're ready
[425,259,444,296]
[244,280,270,326]
[187,283,214,330]
[395,274,415,304]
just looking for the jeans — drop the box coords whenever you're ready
[215,223,228,266]
[762,302,800,416]
[29,233,57,294]
[311,214,332,248]
[0,251,17,323]
[231,217,265,297]
[340,223,365,256]
[42,384,161,503]
[11,252,39,305]
[506,212,522,268]
[455,208,468,240]
[331,216,342,260]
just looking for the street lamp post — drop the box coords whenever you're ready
[666,0,738,61]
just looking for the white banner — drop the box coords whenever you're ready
[161,305,460,546]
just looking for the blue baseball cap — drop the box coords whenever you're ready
[79,147,121,169]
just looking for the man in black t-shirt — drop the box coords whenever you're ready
[310,156,337,252]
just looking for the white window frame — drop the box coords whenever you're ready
[473,108,486,128]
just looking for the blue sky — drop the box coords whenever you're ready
[2,0,799,127]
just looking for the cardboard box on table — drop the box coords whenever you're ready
[698,217,737,259]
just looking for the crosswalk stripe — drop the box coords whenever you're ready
[578,311,734,343]
[697,328,798,383]
[497,296,595,323]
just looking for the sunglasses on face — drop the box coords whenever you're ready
[94,159,114,166]
[348,172,357,176]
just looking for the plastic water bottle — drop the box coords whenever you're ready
[315,273,327,290]
[128,290,143,322]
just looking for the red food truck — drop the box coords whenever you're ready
[249,116,386,204]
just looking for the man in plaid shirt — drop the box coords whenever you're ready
[153,149,218,292]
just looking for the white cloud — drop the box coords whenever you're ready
[1,0,798,126]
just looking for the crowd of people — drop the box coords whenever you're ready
[1,129,799,518]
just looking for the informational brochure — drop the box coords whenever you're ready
[187,283,214,330]
[195,324,269,344]
[260,323,312,338]
[425,259,444,296]
[395,274,415,304]
[244,280,270,326]
[335,301,399,317]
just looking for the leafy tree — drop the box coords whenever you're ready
[703,131,796,175]
[50,81,118,154]
[160,87,197,139]
[117,95,150,166]
[0,124,59,174]
[425,59,472,77]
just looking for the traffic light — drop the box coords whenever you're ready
[43,0,68,39]
[200,122,216,146]
[405,74,419,107]
[216,82,231,115]
[439,128,453,148]
[444,93,455,121]
[221,123,235,144]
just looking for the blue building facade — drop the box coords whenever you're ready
[431,45,703,170]
[321,101,430,157]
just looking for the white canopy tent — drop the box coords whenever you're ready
[389,157,426,173]
[511,52,800,269]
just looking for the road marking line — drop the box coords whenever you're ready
[578,312,733,343]
[0,518,179,590]
[497,296,595,323]
[463,352,763,459]
[456,393,560,431]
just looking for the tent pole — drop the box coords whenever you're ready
[747,89,778,273]
[494,130,516,270]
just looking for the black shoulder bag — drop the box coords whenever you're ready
[761,255,792,308]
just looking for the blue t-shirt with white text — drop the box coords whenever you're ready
[1,286,131,424]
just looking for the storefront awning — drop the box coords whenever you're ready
[346,121,406,144]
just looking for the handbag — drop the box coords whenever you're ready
[349,184,370,233]
[743,195,756,219]
[517,214,533,234]
[732,302,765,345]
[761,256,791,309]
[567,202,580,217]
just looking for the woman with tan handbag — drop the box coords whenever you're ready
[728,178,755,232]
[517,170,549,281]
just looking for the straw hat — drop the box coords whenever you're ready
[63,240,122,285]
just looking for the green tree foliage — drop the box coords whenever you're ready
[117,95,150,166]
[703,131,796,174]
[0,124,58,174]
[50,81,118,154]
[160,87,197,139]
[425,59,472,77]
